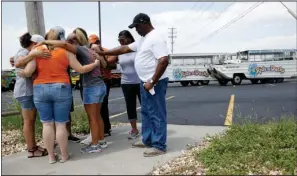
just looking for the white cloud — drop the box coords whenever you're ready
[2,2,296,69]
[2,25,27,69]
[150,2,297,54]
[238,34,297,51]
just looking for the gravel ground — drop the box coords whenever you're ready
[148,136,297,175]
[1,123,130,157]
[149,140,210,175]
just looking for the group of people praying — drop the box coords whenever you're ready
[11,13,170,164]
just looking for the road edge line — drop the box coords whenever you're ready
[224,94,235,126]
[109,96,175,119]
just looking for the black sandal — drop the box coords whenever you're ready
[27,146,48,158]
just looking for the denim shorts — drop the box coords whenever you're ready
[15,95,36,110]
[83,84,106,104]
[33,83,73,123]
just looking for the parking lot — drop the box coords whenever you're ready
[2,80,296,126]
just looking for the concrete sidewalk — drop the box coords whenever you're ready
[2,124,226,175]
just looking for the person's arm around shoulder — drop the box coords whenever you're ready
[17,48,39,77]
[15,48,51,68]
[35,40,77,54]
[67,51,100,74]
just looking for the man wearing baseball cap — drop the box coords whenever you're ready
[93,13,169,157]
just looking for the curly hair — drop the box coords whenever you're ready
[19,32,33,48]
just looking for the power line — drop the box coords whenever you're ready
[197,2,236,33]
[279,1,297,20]
[190,2,264,48]
[186,2,216,25]
[168,27,177,54]
[183,2,235,49]
[179,2,198,23]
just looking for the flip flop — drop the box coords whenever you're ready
[49,154,58,164]
[59,153,72,163]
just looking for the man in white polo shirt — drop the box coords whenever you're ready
[94,13,169,157]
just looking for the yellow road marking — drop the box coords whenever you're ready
[224,94,235,126]
[110,96,175,119]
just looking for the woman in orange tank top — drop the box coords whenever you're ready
[20,27,100,164]
[34,28,109,154]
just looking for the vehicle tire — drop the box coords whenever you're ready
[259,79,267,84]
[250,79,259,84]
[8,83,15,91]
[277,78,284,83]
[266,78,275,84]
[180,81,189,87]
[231,74,242,85]
[2,87,7,92]
[218,80,228,86]
[190,80,199,86]
[201,80,210,85]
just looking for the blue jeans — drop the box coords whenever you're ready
[15,95,36,110]
[83,84,106,104]
[33,83,73,123]
[140,78,168,151]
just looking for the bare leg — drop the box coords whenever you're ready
[55,122,69,160]
[42,122,55,161]
[84,104,100,145]
[22,109,37,150]
[130,120,138,131]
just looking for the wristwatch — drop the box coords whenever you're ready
[149,79,155,85]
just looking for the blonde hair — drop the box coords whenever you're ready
[46,29,59,50]
[74,28,88,46]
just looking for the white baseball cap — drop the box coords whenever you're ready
[31,34,45,43]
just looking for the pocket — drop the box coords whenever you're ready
[56,83,72,100]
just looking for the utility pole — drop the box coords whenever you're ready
[98,1,102,44]
[168,27,177,54]
[25,2,46,36]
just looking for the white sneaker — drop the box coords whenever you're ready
[80,133,92,145]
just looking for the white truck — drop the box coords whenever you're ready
[167,53,228,86]
[207,49,297,86]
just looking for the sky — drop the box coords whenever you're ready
[1,1,297,69]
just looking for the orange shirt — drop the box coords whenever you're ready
[33,46,70,85]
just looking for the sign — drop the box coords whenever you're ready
[172,68,209,80]
[248,63,285,78]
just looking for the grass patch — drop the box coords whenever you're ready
[2,104,91,144]
[196,116,297,175]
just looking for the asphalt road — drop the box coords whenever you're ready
[2,80,297,126]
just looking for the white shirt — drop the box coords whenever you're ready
[128,29,168,82]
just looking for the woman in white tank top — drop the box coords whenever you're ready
[107,30,141,140]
